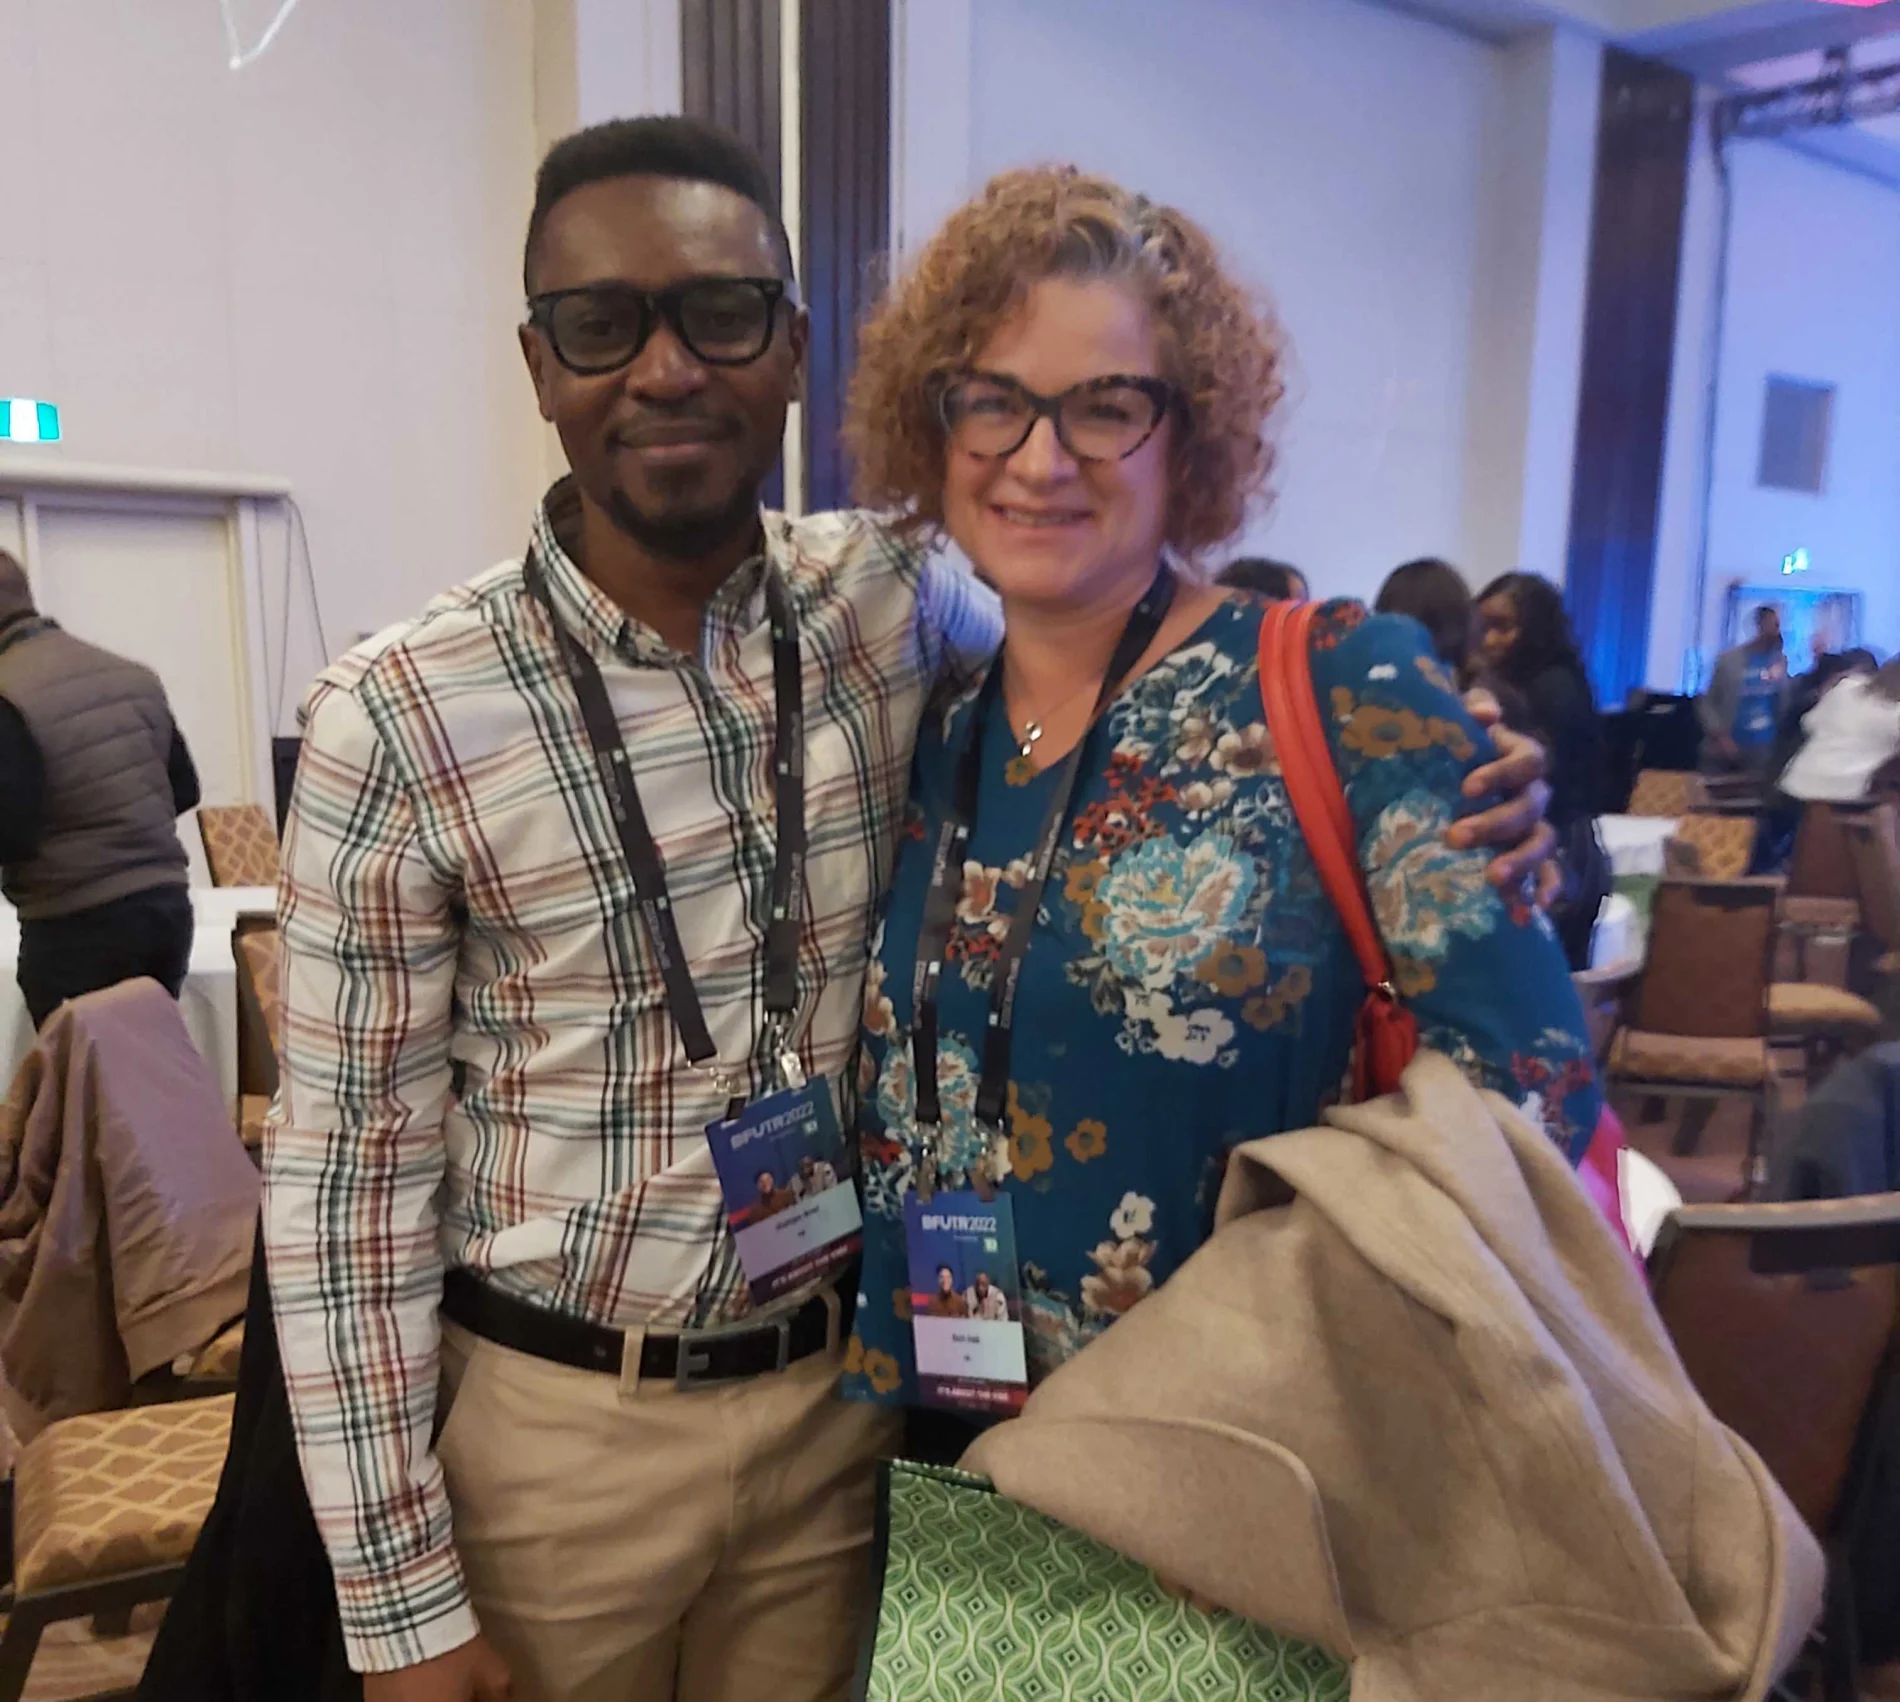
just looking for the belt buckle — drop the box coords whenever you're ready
[675,1312,792,1392]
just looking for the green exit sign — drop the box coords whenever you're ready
[2,400,61,443]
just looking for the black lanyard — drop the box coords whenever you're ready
[522,545,806,1089]
[910,564,1175,1148]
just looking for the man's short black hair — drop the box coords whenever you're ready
[523,115,795,296]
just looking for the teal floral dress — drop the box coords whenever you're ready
[840,596,1601,1408]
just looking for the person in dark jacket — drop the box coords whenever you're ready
[1216,556,1307,601]
[139,1227,362,1702]
[1376,557,1475,677]
[0,549,200,1026]
[1476,572,1607,968]
[1377,558,1535,734]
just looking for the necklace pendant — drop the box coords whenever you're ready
[1018,720,1043,761]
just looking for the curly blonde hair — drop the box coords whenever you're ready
[845,165,1284,571]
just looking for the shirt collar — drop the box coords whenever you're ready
[527,477,779,665]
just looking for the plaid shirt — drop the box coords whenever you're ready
[262,484,999,1672]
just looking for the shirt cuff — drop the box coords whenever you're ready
[335,1541,480,1675]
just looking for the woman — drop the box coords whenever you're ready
[1476,572,1607,967]
[1217,556,1306,601]
[1376,557,1474,678]
[837,168,1600,1447]
[1379,556,1537,737]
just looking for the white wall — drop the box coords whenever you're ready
[1461,26,1600,584]
[0,0,545,726]
[901,0,1550,603]
[1653,133,1900,687]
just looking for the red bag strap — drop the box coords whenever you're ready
[1258,600,1417,1097]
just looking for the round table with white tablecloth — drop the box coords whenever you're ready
[0,886,277,1102]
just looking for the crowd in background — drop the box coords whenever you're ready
[1222,551,1900,911]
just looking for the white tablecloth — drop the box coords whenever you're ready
[1596,814,1681,879]
[0,885,277,1103]
[1589,892,1642,970]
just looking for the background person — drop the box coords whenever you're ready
[1475,572,1607,968]
[1215,556,1305,601]
[0,550,201,1028]
[1699,604,1789,775]
[1375,557,1474,679]
[1378,557,1540,739]
[1779,657,1900,805]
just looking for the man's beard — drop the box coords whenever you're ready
[607,482,761,565]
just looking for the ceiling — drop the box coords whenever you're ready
[1387,0,1900,184]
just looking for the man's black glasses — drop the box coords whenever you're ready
[527,278,788,374]
[936,372,1180,463]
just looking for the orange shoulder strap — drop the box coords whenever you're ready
[1257,600,1416,1098]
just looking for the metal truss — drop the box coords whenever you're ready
[1715,46,1900,142]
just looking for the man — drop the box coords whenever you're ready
[1700,604,1788,774]
[740,1167,794,1226]
[0,551,200,1027]
[265,117,1556,1702]
[792,1152,837,1200]
[964,1271,1009,1322]
[926,1266,967,1319]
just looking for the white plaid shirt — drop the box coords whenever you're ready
[262,483,998,1671]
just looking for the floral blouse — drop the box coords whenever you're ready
[839,596,1601,1407]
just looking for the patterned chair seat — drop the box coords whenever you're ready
[1608,1030,1770,1088]
[1767,983,1884,1040]
[12,1396,233,1595]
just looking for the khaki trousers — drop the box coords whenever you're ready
[437,1319,900,1702]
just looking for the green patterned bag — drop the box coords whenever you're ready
[855,1461,1350,1701]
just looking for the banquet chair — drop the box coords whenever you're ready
[1627,768,1705,818]
[1753,815,1886,1073]
[0,981,258,1434]
[1607,878,1786,1195]
[0,1395,233,1702]
[1663,811,1758,881]
[1649,1194,1900,1702]
[1780,803,1869,984]
[196,804,280,889]
[1844,807,1900,1025]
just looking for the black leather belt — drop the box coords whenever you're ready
[440,1268,852,1392]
